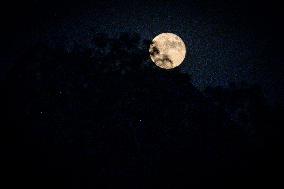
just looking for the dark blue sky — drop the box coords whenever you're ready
[1,0,284,103]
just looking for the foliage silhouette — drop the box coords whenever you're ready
[2,32,283,177]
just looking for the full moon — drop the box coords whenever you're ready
[149,33,186,69]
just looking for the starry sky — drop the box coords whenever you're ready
[2,0,284,103]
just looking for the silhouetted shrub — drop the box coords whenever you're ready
[2,33,283,177]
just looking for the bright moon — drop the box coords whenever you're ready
[149,33,186,69]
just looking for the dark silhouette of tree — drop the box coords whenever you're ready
[2,32,283,179]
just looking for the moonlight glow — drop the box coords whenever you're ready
[149,33,186,69]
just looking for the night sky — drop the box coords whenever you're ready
[2,0,284,103]
[1,0,284,182]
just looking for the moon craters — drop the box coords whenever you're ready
[149,33,186,69]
